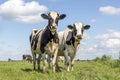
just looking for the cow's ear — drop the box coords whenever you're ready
[41,14,49,19]
[59,14,66,20]
[83,25,90,30]
[67,25,74,29]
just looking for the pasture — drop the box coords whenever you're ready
[0,60,120,80]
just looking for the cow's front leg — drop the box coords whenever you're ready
[70,49,77,71]
[70,50,76,71]
[42,53,47,73]
[47,55,51,69]
[64,50,70,71]
[70,57,75,71]
[52,47,58,73]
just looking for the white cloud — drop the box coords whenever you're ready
[77,29,120,60]
[0,0,48,23]
[105,39,120,48]
[99,6,120,15]
[95,30,120,49]
[95,30,120,40]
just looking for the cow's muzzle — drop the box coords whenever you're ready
[76,35,83,40]
[50,26,57,35]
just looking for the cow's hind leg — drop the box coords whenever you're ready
[37,54,41,72]
[32,53,36,71]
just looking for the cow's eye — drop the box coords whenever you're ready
[55,19,58,24]
[50,19,53,23]
[82,29,84,34]
[73,30,77,35]
[75,30,77,35]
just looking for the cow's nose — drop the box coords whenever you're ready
[77,35,82,39]
[52,23,57,27]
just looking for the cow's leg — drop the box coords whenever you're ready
[37,54,41,72]
[70,57,75,71]
[42,53,47,73]
[63,58,67,69]
[32,53,36,70]
[64,50,70,71]
[30,58,32,63]
[55,56,61,72]
[47,55,51,69]
[70,49,77,71]
[52,47,58,73]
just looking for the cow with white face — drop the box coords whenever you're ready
[30,11,66,73]
[56,22,90,71]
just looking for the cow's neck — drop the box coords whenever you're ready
[46,26,54,36]
[74,41,80,49]
[45,26,58,43]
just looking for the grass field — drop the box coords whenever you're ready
[0,60,120,80]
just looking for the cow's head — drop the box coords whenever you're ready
[41,11,66,35]
[67,22,90,42]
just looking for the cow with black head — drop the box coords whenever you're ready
[55,22,90,71]
[30,11,66,73]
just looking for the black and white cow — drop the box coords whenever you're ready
[30,11,66,73]
[56,22,90,71]
[22,54,32,63]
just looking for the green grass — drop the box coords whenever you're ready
[0,61,120,80]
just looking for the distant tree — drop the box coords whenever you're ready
[101,55,111,61]
[94,57,100,61]
[117,51,120,67]
[8,58,11,62]
[77,59,80,61]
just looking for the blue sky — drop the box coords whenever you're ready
[0,0,120,60]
